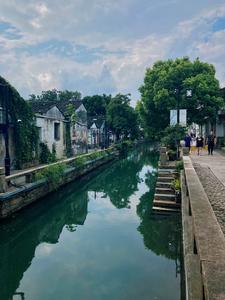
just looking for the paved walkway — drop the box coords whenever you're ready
[191,150,225,235]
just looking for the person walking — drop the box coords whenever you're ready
[207,131,216,155]
[196,135,204,155]
[184,133,192,153]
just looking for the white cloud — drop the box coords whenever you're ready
[0,1,225,100]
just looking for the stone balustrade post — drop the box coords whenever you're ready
[25,173,34,184]
[160,147,168,166]
[0,167,7,193]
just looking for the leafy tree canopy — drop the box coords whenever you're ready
[138,57,224,138]
[29,89,82,102]
[82,94,112,116]
[107,94,138,140]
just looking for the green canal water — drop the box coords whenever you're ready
[0,145,182,300]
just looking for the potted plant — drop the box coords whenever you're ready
[167,149,177,161]
[171,178,181,203]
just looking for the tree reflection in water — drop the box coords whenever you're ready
[89,146,158,209]
[0,184,88,300]
[137,169,182,267]
[0,144,182,300]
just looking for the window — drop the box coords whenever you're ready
[54,123,60,140]
[37,127,42,141]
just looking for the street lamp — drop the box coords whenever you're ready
[186,89,192,98]
[0,83,10,176]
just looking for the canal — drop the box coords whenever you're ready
[0,145,182,300]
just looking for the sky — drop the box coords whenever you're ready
[0,0,225,103]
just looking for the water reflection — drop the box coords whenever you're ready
[89,147,158,209]
[0,186,88,300]
[137,168,181,269]
[0,145,181,300]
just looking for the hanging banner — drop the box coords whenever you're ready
[170,110,177,126]
[170,109,187,126]
[179,109,187,127]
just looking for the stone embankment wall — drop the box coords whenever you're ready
[182,156,225,300]
[0,149,118,219]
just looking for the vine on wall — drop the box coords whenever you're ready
[0,76,39,169]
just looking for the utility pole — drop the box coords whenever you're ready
[175,88,180,125]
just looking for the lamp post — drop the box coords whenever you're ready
[0,83,10,176]
[174,88,180,125]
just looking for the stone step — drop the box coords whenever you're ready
[157,176,174,182]
[153,200,180,208]
[158,168,176,172]
[155,187,174,194]
[158,172,175,178]
[154,193,176,201]
[156,182,172,188]
[152,206,180,214]
[158,165,176,170]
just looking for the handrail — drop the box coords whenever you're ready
[182,156,225,299]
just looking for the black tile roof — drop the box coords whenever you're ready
[88,115,106,129]
[29,98,84,115]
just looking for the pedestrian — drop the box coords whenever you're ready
[184,133,192,153]
[196,135,204,155]
[207,131,216,155]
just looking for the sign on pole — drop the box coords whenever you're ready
[170,109,187,126]
[170,110,177,126]
[179,109,187,127]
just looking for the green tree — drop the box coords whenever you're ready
[65,103,77,125]
[106,94,138,140]
[139,57,224,138]
[59,90,81,101]
[83,94,111,116]
[28,89,81,102]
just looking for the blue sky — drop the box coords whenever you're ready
[0,0,225,102]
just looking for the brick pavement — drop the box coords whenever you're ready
[191,150,225,235]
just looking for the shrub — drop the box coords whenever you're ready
[52,143,57,161]
[115,140,133,154]
[171,178,181,191]
[161,125,186,150]
[167,149,177,161]
[39,142,57,164]
[35,163,66,189]
[73,156,87,168]
[176,160,184,172]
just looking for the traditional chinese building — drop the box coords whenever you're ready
[30,98,88,158]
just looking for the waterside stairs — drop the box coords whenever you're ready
[152,165,180,214]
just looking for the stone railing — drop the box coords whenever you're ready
[182,156,225,300]
[0,148,118,219]
[0,148,115,193]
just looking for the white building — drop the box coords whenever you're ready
[87,116,112,148]
[70,102,88,154]
[30,99,88,159]
[31,103,66,159]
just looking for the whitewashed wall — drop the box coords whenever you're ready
[71,104,88,154]
[36,106,66,159]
